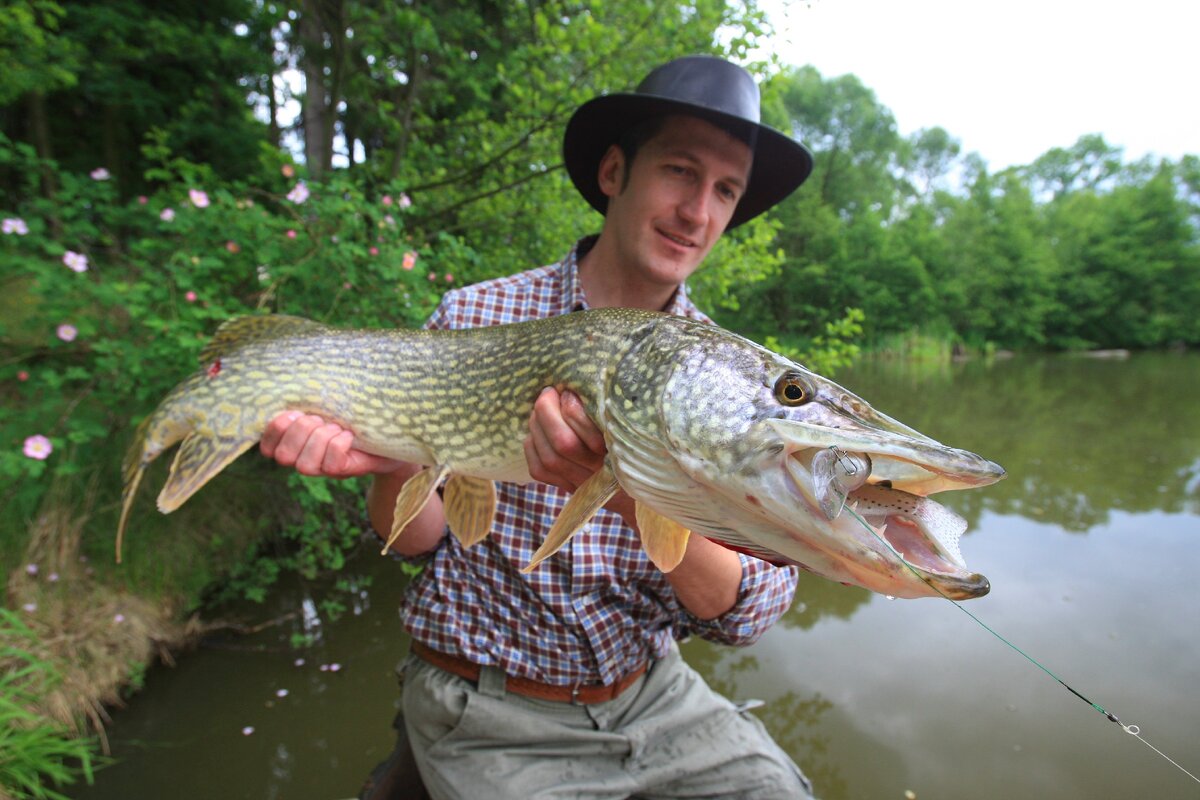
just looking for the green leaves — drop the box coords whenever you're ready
[0,1,82,104]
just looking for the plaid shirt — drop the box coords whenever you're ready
[398,237,799,686]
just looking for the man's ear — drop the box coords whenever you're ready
[596,144,626,199]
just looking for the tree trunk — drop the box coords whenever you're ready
[27,92,58,201]
[299,0,332,177]
[267,73,281,150]
[323,0,345,169]
[389,58,426,180]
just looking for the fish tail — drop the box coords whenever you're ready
[116,388,264,561]
[117,406,183,563]
[116,315,322,561]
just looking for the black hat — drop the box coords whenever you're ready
[563,55,813,230]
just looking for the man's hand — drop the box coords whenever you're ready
[260,411,402,478]
[523,388,608,493]
[524,387,638,521]
[524,387,740,618]
[260,411,446,555]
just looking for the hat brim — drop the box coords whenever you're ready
[563,93,813,230]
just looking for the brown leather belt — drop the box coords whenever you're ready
[411,641,647,705]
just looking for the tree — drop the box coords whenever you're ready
[902,126,961,201]
[726,66,910,344]
[0,0,275,198]
[1024,133,1123,201]
[1045,161,1200,348]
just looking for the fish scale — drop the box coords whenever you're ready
[119,307,1005,600]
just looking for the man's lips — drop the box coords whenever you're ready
[657,227,697,249]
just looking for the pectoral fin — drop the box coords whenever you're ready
[444,475,496,548]
[157,433,258,513]
[635,503,691,573]
[522,464,619,573]
[380,464,450,554]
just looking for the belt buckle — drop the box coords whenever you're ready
[570,682,583,704]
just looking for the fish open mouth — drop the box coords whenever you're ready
[782,446,992,600]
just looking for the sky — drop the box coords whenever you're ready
[757,0,1198,170]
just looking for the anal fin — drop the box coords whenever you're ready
[380,464,449,554]
[443,475,496,548]
[522,464,619,573]
[635,502,691,573]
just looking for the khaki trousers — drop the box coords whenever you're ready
[401,642,813,800]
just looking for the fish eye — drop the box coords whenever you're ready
[774,373,810,406]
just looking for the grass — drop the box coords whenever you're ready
[869,330,958,361]
[0,609,102,800]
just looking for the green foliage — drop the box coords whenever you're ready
[1,0,273,191]
[738,66,1199,353]
[0,1,82,104]
[0,131,446,579]
[0,610,102,799]
[214,473,368,607]
[762,307,864,377]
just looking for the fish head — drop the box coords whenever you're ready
[607,320,1005,600]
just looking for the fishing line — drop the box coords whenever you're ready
[836,486,1200,786]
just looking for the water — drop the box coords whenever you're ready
[72,352,1200,799]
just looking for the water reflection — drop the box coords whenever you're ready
[838,352,1200,529]
[780,573,870,630]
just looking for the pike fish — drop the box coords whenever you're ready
[119,308,1005,599]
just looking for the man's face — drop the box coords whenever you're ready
[597,115,753,290]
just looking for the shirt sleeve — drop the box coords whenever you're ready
[423,291,457,331]
[677,557,799,647]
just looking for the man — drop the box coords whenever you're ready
[262,56,815,799]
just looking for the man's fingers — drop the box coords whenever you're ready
[560,390,606,455]
[294,421,342,476]
[525,388,608,492]
[260,411,303,458]
[533,388,603,464]
[525,412,592,490]
[261,411,400,479]
[322,429,357,475]
[264,413,323,466]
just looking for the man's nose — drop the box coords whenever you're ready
[677,185,714,227]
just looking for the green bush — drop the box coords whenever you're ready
[0,132,457,591]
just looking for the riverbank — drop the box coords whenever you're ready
[0,460,312,796]
[6,503,209,730]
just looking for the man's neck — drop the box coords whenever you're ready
[576,236,679,312]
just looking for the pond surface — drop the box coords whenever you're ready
[72,352,1200,799]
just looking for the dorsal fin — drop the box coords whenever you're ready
[199,315,326,363]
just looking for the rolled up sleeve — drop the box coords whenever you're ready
[678,557,798,646]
